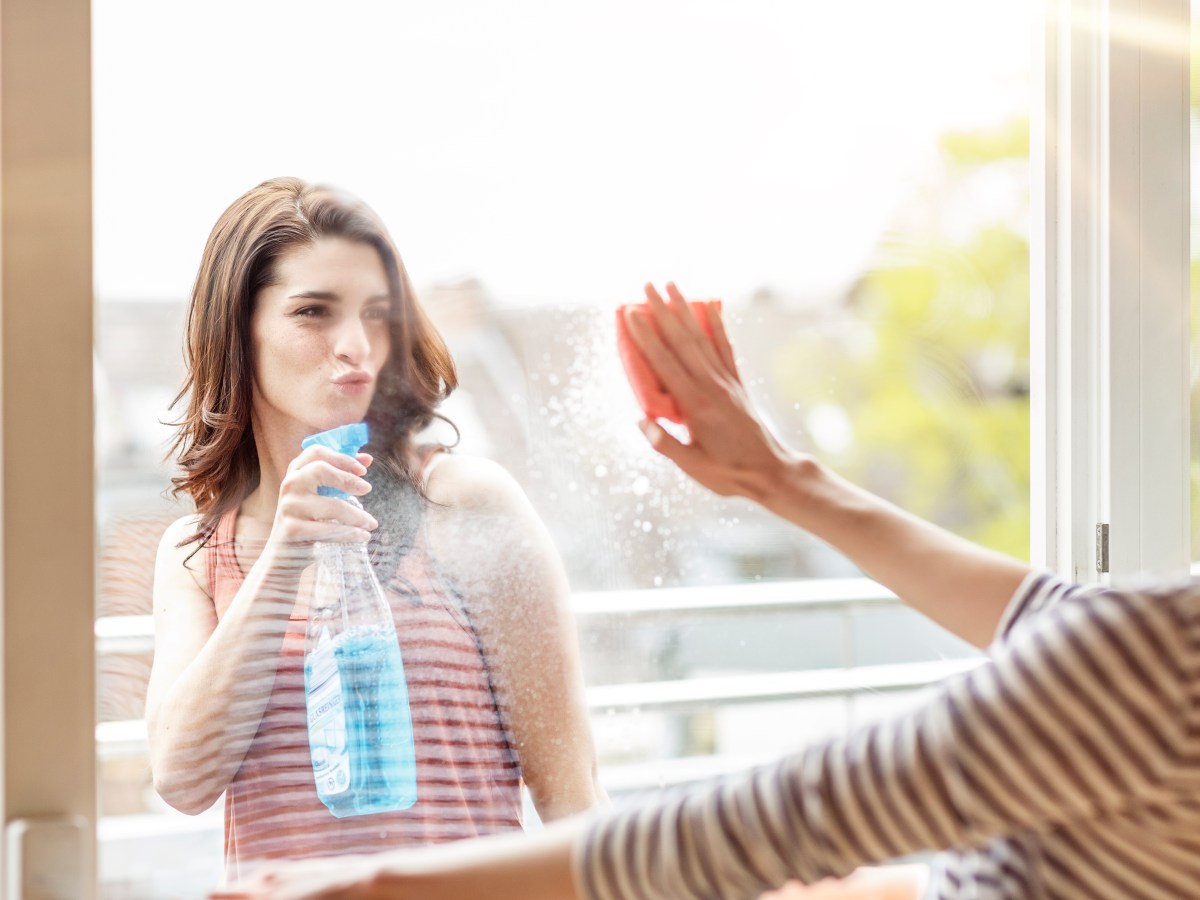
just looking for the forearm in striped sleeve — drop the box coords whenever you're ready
[575,585,1194,900]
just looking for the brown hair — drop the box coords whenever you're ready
[167,177,458,544]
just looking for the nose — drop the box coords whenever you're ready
[333,317,371,365]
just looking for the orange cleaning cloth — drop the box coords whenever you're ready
[615,300,721,423]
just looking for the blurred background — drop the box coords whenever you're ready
[91,1,1036,895]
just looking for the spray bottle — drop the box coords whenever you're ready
[301,422,417,817]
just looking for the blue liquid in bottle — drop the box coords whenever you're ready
[336,627,417,813]
[305,626,417,817]
[301,423,418,817]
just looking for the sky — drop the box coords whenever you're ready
[92,0,1032,307]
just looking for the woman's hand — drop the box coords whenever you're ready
[628,282,1030,648]
[625,282,799,504]
[210,855,384,900]
[759,866,928,900]
[211,821,585,900]
[145,447,380,814]
[262,446,379,567]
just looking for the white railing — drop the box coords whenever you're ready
[587,658,981,714]
[97,656,983,759]
[570,577,901,618]
[95,577,905,656]
[95,577,979,761]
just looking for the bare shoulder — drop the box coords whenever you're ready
[422,454,565,592]
[422,455,548,573]
[424,453,529,515]
[155,514,211,600]
[157,514,205,558]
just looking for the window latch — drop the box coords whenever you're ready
[1096,523,1110,574]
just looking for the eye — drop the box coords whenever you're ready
[363,304,392,322]
[293,305,329,319]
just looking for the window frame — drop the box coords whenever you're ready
[1031,0,1190,584]
[0,0,96,894]
[0,0,1192,893]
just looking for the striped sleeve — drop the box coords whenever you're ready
[573,585,1197,900]
[992,570,1089,642]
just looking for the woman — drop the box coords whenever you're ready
[218,282,1200,899]
[145,178,603,882]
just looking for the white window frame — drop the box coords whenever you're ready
[0,0,1191,894]
[1031,0,1190,585]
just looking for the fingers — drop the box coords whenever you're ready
[271,502,377,549]
[639,418,705,476]
[304,460,373,499]
[640,282,721,381]
[270,445,379,550]
[704,301,741,381]
[625,308,708,416]
[665,282,728,372]
[277,491,378,532]
[284,449,373,500]
[643,281,667,308]
[637,418,742,498]
[292,443,369,476]
[663,282,707,341]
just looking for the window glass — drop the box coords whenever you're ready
[94,2,1030,895]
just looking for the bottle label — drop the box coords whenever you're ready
[306,636,351,797]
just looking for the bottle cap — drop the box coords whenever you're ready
[301,422,370,500]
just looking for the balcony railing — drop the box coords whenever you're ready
[96,577,981,763]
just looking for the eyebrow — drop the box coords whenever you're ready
[287,290,392,303]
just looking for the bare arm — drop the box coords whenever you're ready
[625,283,1030,648]
[212,813,926,900]
[145,447,379,814]
[758,868,928,900]
[211,817,586,899]
[145,515,294,814]
[425,455,606,821]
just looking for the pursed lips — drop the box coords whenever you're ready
[330,371,372,393]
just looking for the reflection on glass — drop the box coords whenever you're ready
[104,181,602,894]
[94,3,1030,895]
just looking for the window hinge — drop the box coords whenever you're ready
[1096,523,1110,574]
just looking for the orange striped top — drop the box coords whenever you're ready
[207,494,523,880]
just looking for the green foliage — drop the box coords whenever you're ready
[939,118,1030,165]
[768,116,1034,561]
[771,228,1031,560]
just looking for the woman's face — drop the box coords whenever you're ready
[249,237,393,440]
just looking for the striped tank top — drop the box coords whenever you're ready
[207,460,523,880]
